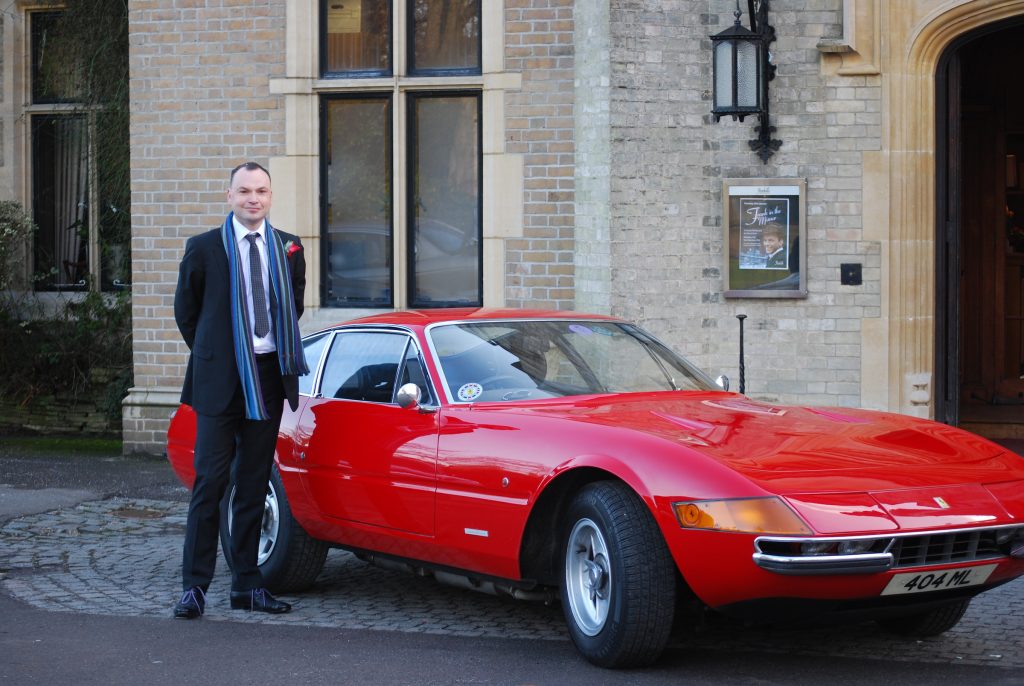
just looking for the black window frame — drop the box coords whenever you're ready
[405,0,482,77]
[30,113,91,293]
[319,93,396,309]
[319,0,394,79]
[405,89,483,309]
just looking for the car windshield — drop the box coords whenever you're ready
[429,320,717,403]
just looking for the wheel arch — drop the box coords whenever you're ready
[519,465,664,586]
[520,467,617,585]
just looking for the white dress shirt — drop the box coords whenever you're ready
[232,216,276,354]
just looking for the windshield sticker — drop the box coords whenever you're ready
[568,324,594,336]
[457,382,483,402]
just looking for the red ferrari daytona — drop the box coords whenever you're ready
[166,309,1024,668]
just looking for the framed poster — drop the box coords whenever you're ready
[723,178,807,298]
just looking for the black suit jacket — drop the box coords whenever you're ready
[174,226,306,416]
[766,249,787,269]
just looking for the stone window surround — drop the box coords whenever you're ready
[120,1,526,453]
[267,0,523,333]
[820,0,1024,417]
[267,0,1024,420]
[4,4,112,296]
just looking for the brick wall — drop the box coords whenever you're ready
[504,0,576,309]
[601,1,876,409]
[124,0,287,452]
[121,0,888,451]
[573,1,611,315]
[0,391,120,438]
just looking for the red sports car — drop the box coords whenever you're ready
[167,309,1024,668]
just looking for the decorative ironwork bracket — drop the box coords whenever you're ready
[747,0,780,162]
[750,115,782,163]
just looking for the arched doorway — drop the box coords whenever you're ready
[936,18,1024,436]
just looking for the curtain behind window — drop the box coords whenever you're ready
[32,115,89,289]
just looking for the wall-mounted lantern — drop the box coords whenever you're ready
[711,1,780,162]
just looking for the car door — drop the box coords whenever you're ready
[295,329,439,536]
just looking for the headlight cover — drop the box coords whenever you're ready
[673,496,812,535]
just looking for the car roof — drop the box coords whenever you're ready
[321,308,623,334]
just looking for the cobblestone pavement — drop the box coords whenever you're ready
[1,496,1021,670]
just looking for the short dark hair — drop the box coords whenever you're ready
[230,161,271,184]
[762,223,785,241]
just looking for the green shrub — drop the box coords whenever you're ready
[0,201,36,291]
[0,291,132,425]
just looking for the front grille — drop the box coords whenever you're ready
[754,524,1022,576]
[890,530,1003,568]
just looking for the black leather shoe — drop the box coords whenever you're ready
[173,586,206,619]
[230,587,291,614]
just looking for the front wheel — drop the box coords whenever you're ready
[220,464,329,593]
[876,598,971,637]
[560,481,677,668]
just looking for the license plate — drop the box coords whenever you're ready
[880,563,998,596]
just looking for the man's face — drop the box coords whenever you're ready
[763,234,783,255]
[227,167,272,230]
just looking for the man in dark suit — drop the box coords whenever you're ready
[172,161,307,618]
[762,223,788,269]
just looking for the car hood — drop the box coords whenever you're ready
[499,392,1019,494]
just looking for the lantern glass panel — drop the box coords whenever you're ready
[735,40,759,108]
[714,41,734,108]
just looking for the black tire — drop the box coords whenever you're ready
[219,464,329,593]
[876,598,971,637]
[559,481,676,668]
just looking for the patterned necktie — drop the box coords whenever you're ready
[246,233,270,338]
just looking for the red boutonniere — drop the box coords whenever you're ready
[284,240,302,257]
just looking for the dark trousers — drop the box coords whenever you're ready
[181,353,285,592]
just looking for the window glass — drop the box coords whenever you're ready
[298,332,333,396]
[569,326,676,394]
[98,105,131,291]
[32,114,89,290]
[409,0,480,74]
[323,97,393,307]
[317,3,484,308]
[31,11,81,104]
[430,321,716,402]
[397,341,434,404]
[320,331,408,403]
[409,94,480,307]
[322,0,391,75]
[545,342,588,390]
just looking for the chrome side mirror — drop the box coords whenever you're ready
[395,382,422,409]
[715,374,730,391]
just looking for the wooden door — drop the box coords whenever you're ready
[936,51,961,425]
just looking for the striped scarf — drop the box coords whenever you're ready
[221,214,309,420]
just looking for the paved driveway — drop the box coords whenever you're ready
[1,493,1021,670]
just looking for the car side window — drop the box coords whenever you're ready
[396,342,434,405]
[298,332,331,396]
[319,331,408,403]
